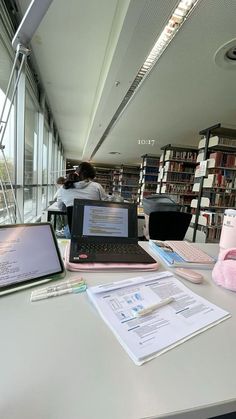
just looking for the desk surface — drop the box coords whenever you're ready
[1,243,236,419]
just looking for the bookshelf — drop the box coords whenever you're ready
[94,166,113,193]
[114,165,140,201]
[191,123,236,243]
[156,144,198,208]
[94,165,140,200]
[112,168,121,196]
[138,154,160,204]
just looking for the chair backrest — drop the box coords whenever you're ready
[143,194,179,215]
[148,211,192,240]
[66,206,74,232]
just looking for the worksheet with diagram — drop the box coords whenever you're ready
[87,273,230,365]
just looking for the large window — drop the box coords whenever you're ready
[53,138,58,184]
[0,90,15,179]
[43,124,49,184]
[23,89,39,221]
[42,124,49,208]
[0,36,15,224]
[24,90,39,186]
[0,5,65,225]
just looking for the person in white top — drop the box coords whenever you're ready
[53,176,66,202]
[57,162,108,210]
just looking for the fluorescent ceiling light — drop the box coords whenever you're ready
[90,0,200,159]
[139,0,200,80]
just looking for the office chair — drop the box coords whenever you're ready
[148,211,192,240]
[66,206,73,232]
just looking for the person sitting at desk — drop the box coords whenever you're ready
[51,176,71,238]
[57,162,108,211]
[53,176,66,202]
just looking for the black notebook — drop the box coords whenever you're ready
[69,199,156,264]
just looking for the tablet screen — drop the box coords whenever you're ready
[0,223,64,293]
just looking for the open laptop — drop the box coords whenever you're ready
[69,199,156,264]
[0,223,65,296]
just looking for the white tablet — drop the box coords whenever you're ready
[0,223,65,295]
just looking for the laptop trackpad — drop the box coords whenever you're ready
[95,253,138,262]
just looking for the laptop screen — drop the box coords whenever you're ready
[71,200,138,243]
[0,223,64,294]
[83,204,128,237]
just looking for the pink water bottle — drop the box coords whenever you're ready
[219,209,236,253]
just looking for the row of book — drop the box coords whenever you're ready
[118,180,139,186]
[141,174,158,182]
[120,168,139,175]
[165,173,195,182]
[193,172,236,189]
[165,161,195,173]
[202,191,236,207]
[193,223,222,242]
[205,225,222,242]
[209,151,236,168]
[141,184,157,191]
[142,190,156,197]
[164,150,198,161]
[143,158,160,167]
[209,172,236,189]
[199,135,236,149]
[163,183,196,193]
[118,186,139,192]
[143,167,159,174]
[201,210,224,226]
[119,172,139,178]
[175,196,193,205]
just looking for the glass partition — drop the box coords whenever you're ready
[0,36,15,224]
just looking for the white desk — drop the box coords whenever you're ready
[1,243,236,419]
[43,202,66,230]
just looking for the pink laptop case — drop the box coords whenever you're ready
[64,243,159,272]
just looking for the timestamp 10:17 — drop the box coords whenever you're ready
[137,139,155,146]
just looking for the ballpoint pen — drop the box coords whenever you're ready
[30,283,87,302]
[134,297,174,317]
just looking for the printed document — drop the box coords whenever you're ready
[87,272,230,365]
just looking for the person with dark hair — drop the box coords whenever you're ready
[57,176,66,184]
[57,162,107,210]
[76,161,96,180]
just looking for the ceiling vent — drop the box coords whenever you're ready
[214,39,236,70]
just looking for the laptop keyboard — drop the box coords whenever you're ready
[79,243,145,255]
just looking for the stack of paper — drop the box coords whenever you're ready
[87,273,230,365]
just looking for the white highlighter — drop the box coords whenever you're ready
[175,268,203,284]
[135,297,174,317]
